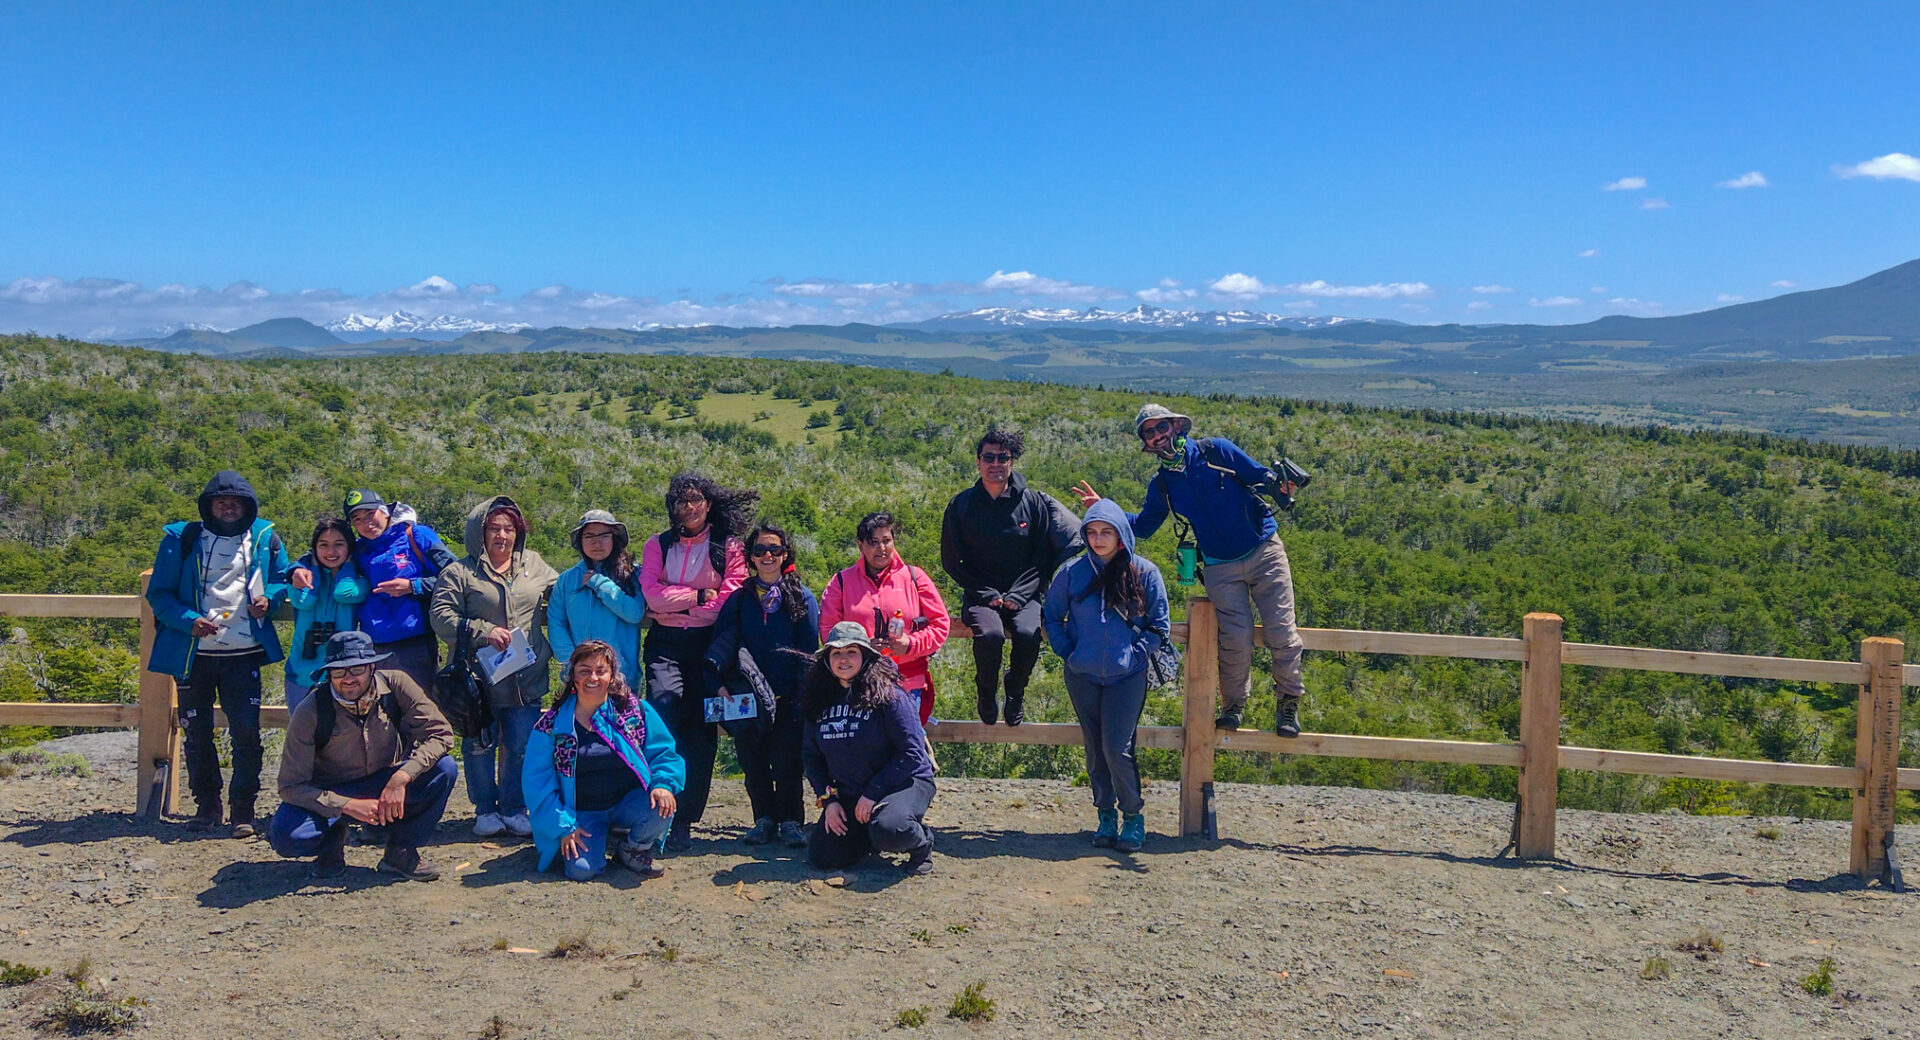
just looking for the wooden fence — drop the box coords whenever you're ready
[1,575,1913,883]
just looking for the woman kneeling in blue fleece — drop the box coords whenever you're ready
[524,640,685,881]
[801,622,937,876]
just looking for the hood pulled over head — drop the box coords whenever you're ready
[1079,498,1136,559]
[197,470,260,538]
[464,494,527,558]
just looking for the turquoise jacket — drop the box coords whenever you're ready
[285,558,369,688]
[546,561,646,689]
[523,695,685,872]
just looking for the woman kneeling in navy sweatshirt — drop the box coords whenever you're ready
[801,622,936,876]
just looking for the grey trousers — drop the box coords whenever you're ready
[1203,531,1305,713]
[1065,668,1149,816]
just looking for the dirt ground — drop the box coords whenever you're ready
[1,732,1916,1040]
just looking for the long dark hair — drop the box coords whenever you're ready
[800,648,902,722]
[561,640,639,714]
[745,523,809,623]
[309,514,355,569]
[1079,541,1147,616]
[660,471,759,573]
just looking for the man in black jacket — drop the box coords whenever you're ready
[940,427,1081,725]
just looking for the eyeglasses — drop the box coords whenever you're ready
[978,452,1013,463]
[1140,419,1176,438]
[749,544,786,557]
[674,493,707,506]
[335,664,374,677]
[580,532,615,542]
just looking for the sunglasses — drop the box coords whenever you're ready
[1140,419,1176,438]
[673,493,707,506]
[749,544,787,557]
[978,452,1013,463]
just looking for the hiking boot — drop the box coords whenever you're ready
[501,811,533,837]
[376,844,441,882]
[1004,692,1025,727]
[777,820,808,848]
[743,817,776,845]
[229,805,256,839]
[902,842,934,876]
[975,691,998,726]
[1115,813,1146,853]
[311,824,348,878]
[1092,807,1120,848]
[1274,696,1302,739]
[663,823,693,853]
[1214,712,1242,732]
[616,840,665,878]
[472,812,506,838]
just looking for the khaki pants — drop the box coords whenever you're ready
[1203,532,1305,713]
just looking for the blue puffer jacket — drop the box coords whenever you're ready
[145,471,293,679]
[548,562,646,690]
[524,694,685,871]
[352,520,456,645]
[285,557,369,688]
[1043,498,1171,683]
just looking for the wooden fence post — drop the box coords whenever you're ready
[135,571,180,817]
[1517,612,1563,859]
[1179,598,1219,838]
[1850,637,1903,879]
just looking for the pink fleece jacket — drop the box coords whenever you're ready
[640,530,746,629]
[819,549,950,689]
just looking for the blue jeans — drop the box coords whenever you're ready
[464,705,541,816]
[268,756,459,856]
[563,788,675,881]
[1065,668,1150,816]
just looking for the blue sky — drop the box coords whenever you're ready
[3,2,1918,336]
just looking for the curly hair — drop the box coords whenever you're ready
[744,524,810,623]
[560,640,638,714]
[855,511,894,545]
[800,646,903,722]
[975,425,1024,459]
[660,471,759,574]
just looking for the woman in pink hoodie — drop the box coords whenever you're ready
[640,472,751,851]
[819,511,951,725]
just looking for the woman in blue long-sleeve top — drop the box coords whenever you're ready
[284,515,368,713]
[547,510,646,691]
[1043,498,1170,853]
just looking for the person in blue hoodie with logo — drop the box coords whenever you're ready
[1043,498,1170,853]
[547,510,645,691]
[524,640,685,881]
[283,515,368,713]
[337,489,458,693]
[145,470,293,835]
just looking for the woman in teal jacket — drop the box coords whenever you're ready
[284,515,368,712]
[524,640,685,881]
[547,510,646,690]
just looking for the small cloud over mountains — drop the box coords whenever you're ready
[1639,197,1669,210]
[1530,296,1582,307]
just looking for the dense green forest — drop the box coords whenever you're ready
[1,334,1915,821]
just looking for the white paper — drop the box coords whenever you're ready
[703,692,759,724]
[475,627,537,683]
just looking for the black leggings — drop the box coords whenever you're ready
[807,778,936,870]
[644,625,718,827]
[734,699,805,823]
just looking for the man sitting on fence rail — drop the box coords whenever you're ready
[1074,403,1308,736]
[145,469,293,837]
[269,631,458,880]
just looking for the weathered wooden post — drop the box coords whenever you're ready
[1516,612,1564,859]
[135,571,180,817]
[1850,637,1903,879]
[1179,598,1219,838]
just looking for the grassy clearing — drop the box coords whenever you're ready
[695,390,848,445]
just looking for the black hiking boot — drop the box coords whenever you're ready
[229,804,256,839]
[975,691,998,726]
[1004,692,1025,727]
[311,824,348,878]
[185,800,222,832]
[1214,712,1242,732]
[376,843,441,882]
[903,842,934,876]
[1274,696,1302,738]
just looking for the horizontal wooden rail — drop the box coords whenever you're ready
[1165,622,1529,661]
[928,719,1185,752]
[1214,729,1524,767]
[1557,746,1863,788]
[0,594,142,619]
[1561,642,1868,685]
[1901,768,1920,791]
[0,702,140,727]
[1906,664,1920,688]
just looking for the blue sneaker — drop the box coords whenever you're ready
[1092,808,1119,848]
[1116,813,1146,853]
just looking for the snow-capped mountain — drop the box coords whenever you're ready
[895,305,1395,333]
[324,311,533,341]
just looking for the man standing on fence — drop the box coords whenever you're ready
[145,470,293,835]
[940,425,1081,726]
[1073,403,1307,736]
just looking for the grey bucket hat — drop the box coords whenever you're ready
[570,509,630,556]
[817,621,878,659]
[321,630,392,670]
[1133,402,1193,439]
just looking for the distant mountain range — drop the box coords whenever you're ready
[325,310,533,342]
[892,305,1396,332]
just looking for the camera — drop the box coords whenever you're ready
[302,621,339,658]
[1261,458,1311,511]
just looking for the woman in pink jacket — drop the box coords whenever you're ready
[819,511,951,725]
[640,472,751,851]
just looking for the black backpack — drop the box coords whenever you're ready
[312,689,407,754]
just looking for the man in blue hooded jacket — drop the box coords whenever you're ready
[145,470,293,834]
[1075,403,1307,737]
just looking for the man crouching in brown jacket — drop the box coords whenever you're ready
[270,631,458,879]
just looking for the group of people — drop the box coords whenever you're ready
[144,401,1307,881]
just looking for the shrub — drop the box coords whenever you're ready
[0,960,48,985]
[1801,957,1835,996]
[1640,955,1671,980]
[948,980,995,1022]
[895,1006,930,1028]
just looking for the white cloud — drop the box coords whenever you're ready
[1470,284,1513,294]
[1606,297,1663,314]
[1530,296,1583,307]
[1770,279,1796,288]
[1135,286,1198,305]
[1283,300,1319,312]
[1207,272,1278,298]
[1157,277,1181,288]
[1466,300,1493,311]
[1639,197,1669,210]
[1717,171,1769,189]
[1283,279,1433,299]
[1577,249,1600,258]
[1833,152,1920,181]
[773,279,923,301]
[1714,293,1745,303]
[393,275,460,298]
[1603,176,1647,191]
[466,283,500,296]
[979,270,1112,303]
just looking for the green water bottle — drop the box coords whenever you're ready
[1176,545,1198,586]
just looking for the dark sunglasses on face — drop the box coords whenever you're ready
[750,544,786,557]
[978,452,1013,463]
[1140,419,1176,438]
[674,495,706,507]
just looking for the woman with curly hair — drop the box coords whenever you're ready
[704,524,820,847]
[801,622,936,876]
[523,640,684,881]
[639,472,752,851]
